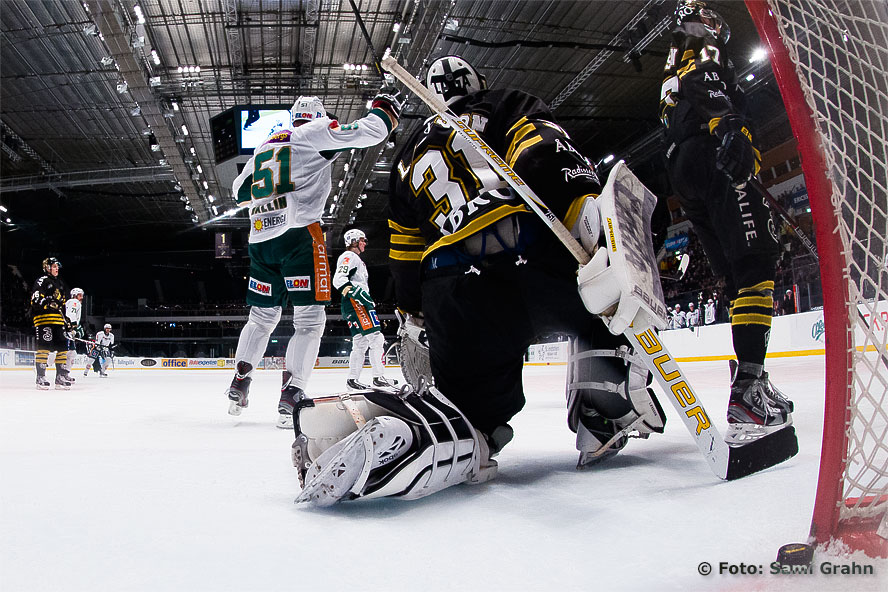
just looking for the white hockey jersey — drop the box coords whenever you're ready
[95,331,114,348]
[333,250,370,293]
[232,110,394,244]
[65,298,82,325]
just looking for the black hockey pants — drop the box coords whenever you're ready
[421,223,626,435]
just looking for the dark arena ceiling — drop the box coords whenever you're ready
[1,0,790,301]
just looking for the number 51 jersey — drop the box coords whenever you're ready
[233,110,394,244]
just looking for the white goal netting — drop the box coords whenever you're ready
[756,0,888,547]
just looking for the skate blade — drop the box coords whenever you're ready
[725,414,793,446]
[228,401,244,416]
[276,414,293,429]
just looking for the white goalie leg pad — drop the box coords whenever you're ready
[566,337,666,466]
[348,333,368,380]
[367,331,386,377]
[287,305,325,390]
[235,306,282,370]
[396,310,433,389]
[293,386,485,506]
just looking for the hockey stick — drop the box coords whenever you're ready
[630,327,797,480]
[380,54,590,265]
[385,55,797,480]
[348,0,384,76]
[751,178,818,259]
[660,253,690,281]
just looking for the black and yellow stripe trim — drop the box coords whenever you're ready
[388,219,421,235]
[730,281,775,328]
[422,204,529,260]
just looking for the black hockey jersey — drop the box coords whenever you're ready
[388,88,600,311]
[659,29,751,144]
[30,274,67,327]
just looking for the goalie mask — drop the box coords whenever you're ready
[290,96,326,124]
[425,56,487,107]
[673,0,730,44]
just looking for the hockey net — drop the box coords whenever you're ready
[747,1,888,557]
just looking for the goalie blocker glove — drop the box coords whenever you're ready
[711,114,760,187]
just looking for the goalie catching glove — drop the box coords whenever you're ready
[292,386,510,506]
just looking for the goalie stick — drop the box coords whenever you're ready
[382,54,796,480]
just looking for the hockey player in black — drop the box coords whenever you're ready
[660,0,794,444]
[287,56,668,507]
[30,257,73,389]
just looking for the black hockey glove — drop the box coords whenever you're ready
[712,115,760,187]
[371,90,403,120]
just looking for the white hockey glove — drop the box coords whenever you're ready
[577,248,648,335]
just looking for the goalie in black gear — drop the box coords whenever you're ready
[291,55,669,506]
[660,1,793,445]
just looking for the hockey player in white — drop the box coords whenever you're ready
[86,323,114,377]
[64,288,84,380]
[333,228,397,391]
[225,93,401,429]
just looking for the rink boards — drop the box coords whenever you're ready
[3,301,885,370]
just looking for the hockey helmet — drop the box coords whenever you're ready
[344,228,367,247]
[71,287,84,298]
[290,96,326,124]
[103,323,112,330]
[425,56,487,107]
[42,257,61,273]
[673,0,730,44]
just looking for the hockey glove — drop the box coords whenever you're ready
[712,115,760,187]
[344,284,375,308]
[371,90,403,120]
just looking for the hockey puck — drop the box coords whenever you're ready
[775,543,814,566]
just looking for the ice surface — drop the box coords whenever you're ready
[1,358,885,591]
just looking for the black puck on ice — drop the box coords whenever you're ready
[776,542,815,566]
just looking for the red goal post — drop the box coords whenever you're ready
[746,1,888,557]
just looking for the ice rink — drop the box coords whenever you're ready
[1,357,885,591]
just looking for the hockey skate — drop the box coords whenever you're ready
[372,376,399,389]
[55,373,72,390]
[728,360,793,414]
[277,382,305,430]
[726,367,792,446]
[226,362,252,416]
[36,375,50,390]
[345,378,369,391]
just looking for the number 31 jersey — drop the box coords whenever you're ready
[388,88,601,269]
[233,110,394,244]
